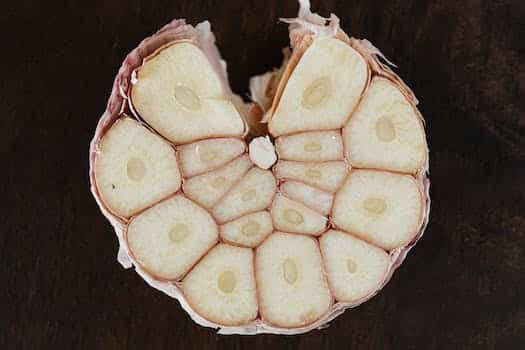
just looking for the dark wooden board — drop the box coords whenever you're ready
[1,0,524,349]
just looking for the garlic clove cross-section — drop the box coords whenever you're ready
[182,244,258,326]
[255,232,332,328]
[220,211,273,248]
[126,195,218,280]
[269,38,368,136]
[131,42,245,144]
[94,118,181,218]
[332,169,423,250]
[320,230,390,303]
[343,77,427,173]
[212,168,277,224]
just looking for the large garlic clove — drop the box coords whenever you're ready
[183,244,258,326]
[131,42,245,144]
[320,230,390,302]
[255,232,332,328]
[332,169,423,250]
[269,38,368,136]
[94,118,181,217]
[344,77,427,174]
[127,195,218,280]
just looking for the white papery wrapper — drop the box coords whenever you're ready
[90,1,430,335]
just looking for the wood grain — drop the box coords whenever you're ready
[1,0,524,349]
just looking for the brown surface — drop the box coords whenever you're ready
[2,0,524,349]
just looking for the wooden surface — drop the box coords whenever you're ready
[2,0,524,349]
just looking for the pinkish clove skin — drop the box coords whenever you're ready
[90,0,430,335]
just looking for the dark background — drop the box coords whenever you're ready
[2,0,524,349]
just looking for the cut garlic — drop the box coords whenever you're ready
[183,155,252,208]
[131,42,244,144]
[220,211,273,247]
[255,232,332,328]
[127,195,218,280]
[249,136,277,169]
[274,160,348,192]
[320,230,390,302]
[269,38,368,136]
[275,130,343,162]
[271,195,327,236]
[344,77,427,174]
[212,168,276,223]
[94,118,181,217]
[332,169,423,250]
[183,244,258,326]
[178,138,246,177]
[91,4,429,335]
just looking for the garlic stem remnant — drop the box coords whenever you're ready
[249,136,277,169]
